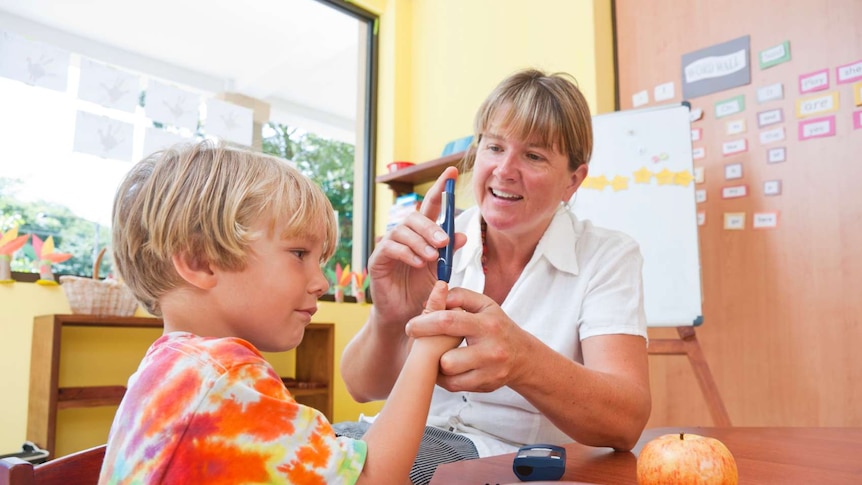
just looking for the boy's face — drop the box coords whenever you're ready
[209,221,330,352]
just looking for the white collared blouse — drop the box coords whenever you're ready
[426,205,647,456]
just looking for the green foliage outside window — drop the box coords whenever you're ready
[0,177,112,278]
[261,122,355,294]
[1,123,354,289]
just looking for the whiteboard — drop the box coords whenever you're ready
[571,103,702,327]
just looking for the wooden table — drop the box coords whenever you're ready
[430,427,862,484]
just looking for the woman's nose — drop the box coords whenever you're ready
[492,151,518,179]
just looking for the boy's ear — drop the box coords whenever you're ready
[172,252,216,290]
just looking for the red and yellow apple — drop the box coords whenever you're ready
[636,432,738,485]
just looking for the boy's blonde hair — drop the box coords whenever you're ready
[112,140,338,316]
[461,68,593,173]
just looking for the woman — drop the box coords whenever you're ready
[339,68,651,482]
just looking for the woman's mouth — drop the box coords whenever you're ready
[489,188,523,201]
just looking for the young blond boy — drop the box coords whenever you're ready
[100,140,458,484]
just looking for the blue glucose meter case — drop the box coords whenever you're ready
[512,444,566,481]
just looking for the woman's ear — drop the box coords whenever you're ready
[563,163,589,202]
[172,252,217,290]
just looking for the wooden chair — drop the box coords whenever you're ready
[0,445,106,485]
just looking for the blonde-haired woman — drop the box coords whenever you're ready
[339,68,651,485]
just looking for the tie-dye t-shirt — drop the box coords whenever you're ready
[99,332,367,484]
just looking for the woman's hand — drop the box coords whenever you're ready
[410,280,464,358]
[368,166,465,327]
[341,168,465,402]
[404,286,535,393]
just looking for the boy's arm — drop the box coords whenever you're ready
[355,281,461,485]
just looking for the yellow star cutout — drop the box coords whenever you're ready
[655,168,674,185]
[674,170,694,187]
[591,174,610,191]
[633,167,653,184]
[611,175,629,191]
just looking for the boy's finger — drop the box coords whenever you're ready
[423,280,449,313]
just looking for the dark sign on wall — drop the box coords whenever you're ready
[681,35,751,99]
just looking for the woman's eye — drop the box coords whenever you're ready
[487,144,502,152]
[526,152,543,161]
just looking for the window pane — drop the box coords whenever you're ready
[0,0,376,291]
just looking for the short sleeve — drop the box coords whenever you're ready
[578,236,648,341]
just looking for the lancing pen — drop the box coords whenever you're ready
[436,178,456,282]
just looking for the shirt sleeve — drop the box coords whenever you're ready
[578,235,648,341]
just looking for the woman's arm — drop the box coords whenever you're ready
[510,332,651,450]
[341,167,465,401]
[406,288,651,451]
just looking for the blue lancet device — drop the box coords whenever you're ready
[436,178,456,282]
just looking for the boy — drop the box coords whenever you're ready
[100,140,459,484]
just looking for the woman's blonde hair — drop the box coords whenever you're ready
[461,68,593,172]
[112,140,337,316]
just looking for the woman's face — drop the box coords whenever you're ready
[472,119,586,240]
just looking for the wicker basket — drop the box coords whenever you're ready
[60,248,138,317]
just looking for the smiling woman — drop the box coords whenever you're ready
[0,0,377,290]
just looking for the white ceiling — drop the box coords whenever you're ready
[0,0,361,142]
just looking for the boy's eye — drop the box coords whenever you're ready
[290,249,308,260]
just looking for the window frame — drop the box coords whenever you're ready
[313,0,378,302]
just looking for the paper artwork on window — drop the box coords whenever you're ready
[145,79,200,131]
[77,58,141,112]
[73,111,134,161]
[205,98,253,146]
[143,127,190,159]
[0,30,69,92]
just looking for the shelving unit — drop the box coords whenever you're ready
[27,314,333,457]
[375,150,466,195]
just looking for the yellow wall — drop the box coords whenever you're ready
[0,283,382,456]
[365,0,615,231]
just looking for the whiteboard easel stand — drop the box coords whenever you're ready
[647,326,732,427]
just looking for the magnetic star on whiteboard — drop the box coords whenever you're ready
[655,168,675,185]
[673,170,694,187]
[591,175,610,191]
[611,175,630,191]
[633,166,654,184]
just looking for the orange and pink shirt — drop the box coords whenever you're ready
[99,332,366,484]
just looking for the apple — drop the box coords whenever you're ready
[636,432,738,485]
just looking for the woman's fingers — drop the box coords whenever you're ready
[419,166,459,221]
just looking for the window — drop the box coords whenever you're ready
[0,0,377,296]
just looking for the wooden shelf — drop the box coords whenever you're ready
[57,386,126,409]
[27,314,334,457]
[376,150,466,195]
